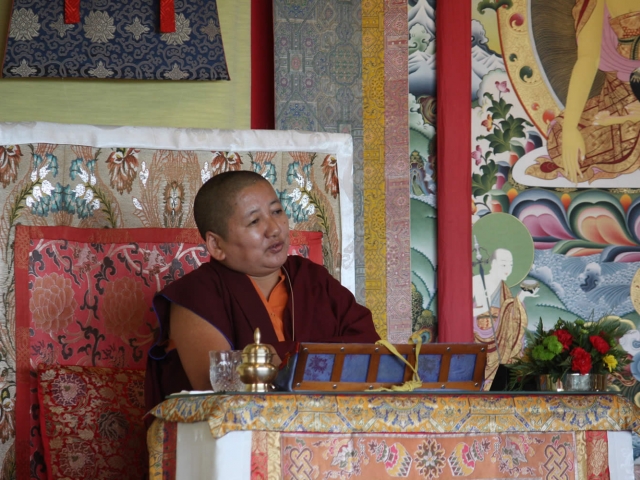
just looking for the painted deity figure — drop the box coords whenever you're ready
[527,0,640,183]
[472,249,538,386]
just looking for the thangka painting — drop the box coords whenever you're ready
[409,0,437,341]
[471,0,640,411]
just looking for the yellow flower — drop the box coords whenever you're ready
[603,355,618,372]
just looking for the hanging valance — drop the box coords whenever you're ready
[2,0,229,81]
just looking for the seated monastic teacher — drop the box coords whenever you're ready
[145,171,379,410]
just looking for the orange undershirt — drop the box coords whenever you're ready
[248,271,289,342]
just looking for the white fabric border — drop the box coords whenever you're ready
[0,121,356,293]
[608,431,634,479]
[176,423,251,480]
[173,426,635,479]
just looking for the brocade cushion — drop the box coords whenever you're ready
[37,364,146,480]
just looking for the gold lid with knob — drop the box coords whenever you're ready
[241,328,273,364]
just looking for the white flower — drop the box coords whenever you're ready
[84,11,115,43]
[30,170,37,182]
[10,59,36,77]
[90,174,96,186]
[32,186,42,201]
[140,161,149,187]
[305,204,315,215]
[300,194,309,208]
[201,163,211,184]
[74,184,86,198]
[125,17,149,41]
[84,189,94,202]
[306,180,313,191]
[620,330,640,356]
[163,63,189,81]
[41,180,53,196]
[78,168,89,183]
[9,8,40,41]
[88,61,114,79]
[25,196,35,208]
[295,173,305,188]
[91,199,101,211]
[132,198,143,210]
[289,188,302,201]
[40,368,56,381]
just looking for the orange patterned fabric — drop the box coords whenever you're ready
[273,432,578,479]
[37,365,146,479]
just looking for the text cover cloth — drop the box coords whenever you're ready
[2,0,229,80]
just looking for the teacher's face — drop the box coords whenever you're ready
[211,181,290,277]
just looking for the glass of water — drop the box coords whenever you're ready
[209,350,243,392]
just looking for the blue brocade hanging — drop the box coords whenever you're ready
[1,0,230,81]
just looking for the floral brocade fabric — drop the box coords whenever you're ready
[2,0,229,80]
[16,226,208,478]
[37,365,146,480]
[16,225,324,479]
[0,141,341,477]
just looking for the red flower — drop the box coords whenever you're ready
[552,329,573,351]
[321,154,339,198]
[106,148,139,194]
[589,335,610,354]
[570,347,592,375]
[0,144,22,187]
[211,151,243,175]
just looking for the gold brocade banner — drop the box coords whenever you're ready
[362,0,388,339]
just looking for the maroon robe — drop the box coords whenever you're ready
[145,256,379,412]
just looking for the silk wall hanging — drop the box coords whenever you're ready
[2,0,229,80]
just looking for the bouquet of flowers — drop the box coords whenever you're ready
[507,316,631,390]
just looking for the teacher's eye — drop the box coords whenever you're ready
[248,218,259,226]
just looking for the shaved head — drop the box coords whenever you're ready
[194,171,271,240]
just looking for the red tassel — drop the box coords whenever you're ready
[159,0,176,33]
[65,0,80,24]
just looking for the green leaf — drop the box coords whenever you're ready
[472,160,499,197]
[478,0,513,14]
[503,116,528,140]
[478,129,511,154]
[70,158,84,181]
[510,144,525,159]
[487,97,512,121]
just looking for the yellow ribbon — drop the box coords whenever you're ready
[372,336,423,392]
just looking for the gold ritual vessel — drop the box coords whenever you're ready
[237,328,277,392]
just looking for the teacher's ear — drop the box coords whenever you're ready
[205,231,226,261]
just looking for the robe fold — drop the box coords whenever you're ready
[145,256,379,412]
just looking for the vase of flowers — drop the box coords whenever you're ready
[506,316,631,391]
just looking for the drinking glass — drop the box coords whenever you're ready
[209,350,244,392]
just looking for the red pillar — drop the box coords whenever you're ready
[251,0,275,129]
[436,3,473,342]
